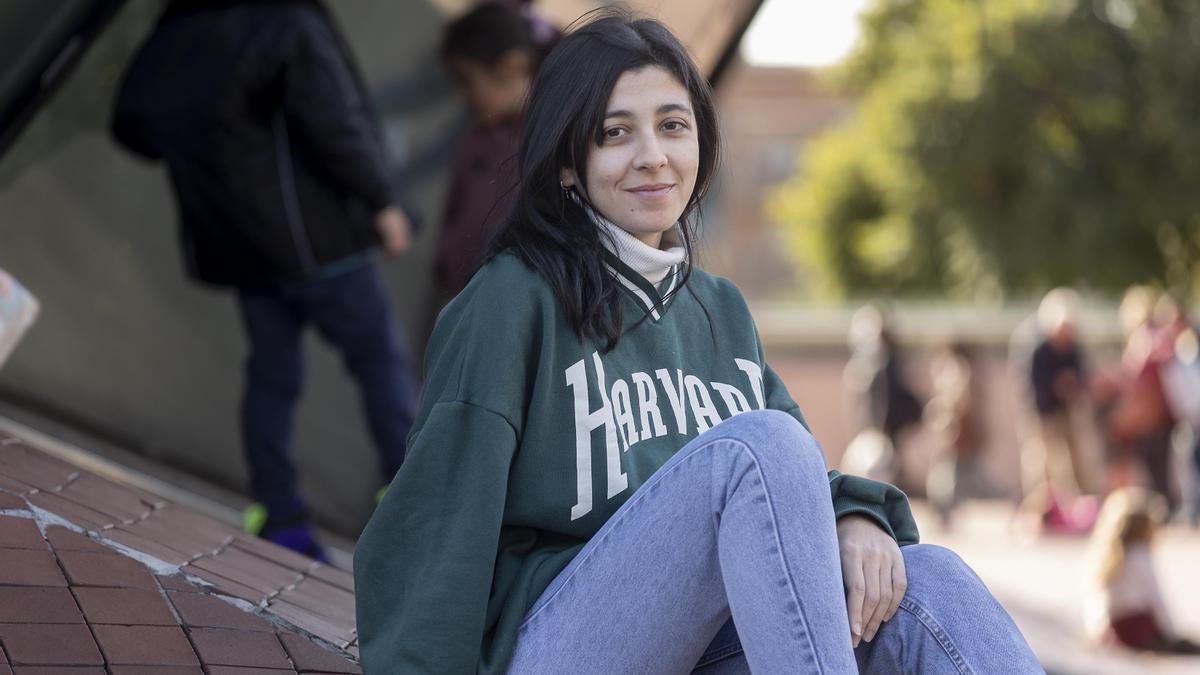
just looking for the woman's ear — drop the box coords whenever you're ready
[559,168,578,189]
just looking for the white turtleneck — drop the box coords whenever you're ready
[592,212,687,285]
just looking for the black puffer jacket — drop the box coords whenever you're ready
[112,0,397,287]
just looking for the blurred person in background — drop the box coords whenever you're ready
[924,341,985,527]
[1084,487,1200,654]
[434,2,557,305]
[1113,290,1185,516]
[1021,287,1097,533]
[1160,311,1200,527]
[842,303,925,494]
[110,0,420,559]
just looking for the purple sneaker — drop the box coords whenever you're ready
[263,523,329,563]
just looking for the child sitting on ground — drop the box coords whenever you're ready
[1084,487,1200,654]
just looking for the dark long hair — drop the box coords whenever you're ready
[485,8,720,350]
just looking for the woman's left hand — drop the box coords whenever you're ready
[836,514,907,648]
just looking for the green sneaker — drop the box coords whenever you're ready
[243,502,269,536]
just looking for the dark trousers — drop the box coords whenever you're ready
[236,262,417,523]
[1132,427,1178,515]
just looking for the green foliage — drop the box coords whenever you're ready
[770,0,1200,301]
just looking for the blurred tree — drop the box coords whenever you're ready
[770,0,1200,301]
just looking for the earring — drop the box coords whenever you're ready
[559,180,571,197]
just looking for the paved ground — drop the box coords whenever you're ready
[914,500,1200,675]
[7,410,1199,673]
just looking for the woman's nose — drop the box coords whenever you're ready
[634,135,668,170]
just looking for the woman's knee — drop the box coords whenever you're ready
[712,410,827,479]
[902,544,986,598]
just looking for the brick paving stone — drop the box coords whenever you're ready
[0,624,102,666]
[0,473,33,494]
[276,579,354,627]
[0,491,26,510]
[277,634,360,674]
[92,625,199,666]
[121,513,227,561]
[186,568,265,605]
[0,448,78,492]
[0,549,67,586]
[205,669,296,675]
[0,587,84,623]
[190,548,303,597]
[43,528,108,553]
[187,628,290,669]
[104,527,193,567]
[157,569,208,590]
[263,600,353,649]
[55,474,157,524]
[0,517,45,550]
[306,564,352,593]
[0,477,33,497]
[202,662,294,667]
[11,662,108,667]
[106,662,205,667]
[71,587,177,626]
[25,493,115,532]
[138,507,239,554]
[56,550,156,589]
[168,591,273,632]
[155,574,201,593]
[231,535,318,574]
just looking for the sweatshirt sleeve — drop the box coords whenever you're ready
[762,361,920,546]
[353,401,517,673]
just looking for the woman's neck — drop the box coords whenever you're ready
[593,215,686,285]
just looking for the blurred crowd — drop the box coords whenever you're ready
[841,287,1200,655]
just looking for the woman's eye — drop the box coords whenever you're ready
[603,127,626,140]
[662,120,688,132]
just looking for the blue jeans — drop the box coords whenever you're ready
[236,262,418,523]
[507,411,1041,674]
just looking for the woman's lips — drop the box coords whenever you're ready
[625,184,675,200]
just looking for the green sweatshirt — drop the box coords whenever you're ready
[354,251,919,674]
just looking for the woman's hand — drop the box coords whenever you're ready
[836,514,907,648]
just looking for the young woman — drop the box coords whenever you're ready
[355,11,1040,674]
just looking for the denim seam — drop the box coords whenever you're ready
[734,439,827,675]
[693,642,744,668]
[896,595,973,674]
[516,439,731,632]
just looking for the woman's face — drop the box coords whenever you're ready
[563,66,700,247]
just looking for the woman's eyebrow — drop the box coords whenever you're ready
[657,103,692,115]
[603,103,693,120]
